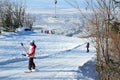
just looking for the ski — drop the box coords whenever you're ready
[24,70,32,73]
[24,69,39,73]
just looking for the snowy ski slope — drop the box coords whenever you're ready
[0,31,98,80]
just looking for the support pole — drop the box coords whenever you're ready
[54,0,57,18]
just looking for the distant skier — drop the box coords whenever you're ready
[26,40,37,72]
[86,42,90,53]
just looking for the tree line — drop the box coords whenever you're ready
[0,0,34,33]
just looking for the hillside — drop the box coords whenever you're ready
[0,31,98,80]
[32,14,87,37]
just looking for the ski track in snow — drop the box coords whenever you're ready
[0,32,98,80]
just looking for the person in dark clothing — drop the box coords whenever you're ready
[86,42,90,53]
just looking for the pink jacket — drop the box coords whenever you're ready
[27,44,36,57]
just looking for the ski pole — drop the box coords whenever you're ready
[20,43,27,56]
[20,43,36,59]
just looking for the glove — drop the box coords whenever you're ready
[26,52,30,57]
[22,54,26,56]
[21,43,23,46]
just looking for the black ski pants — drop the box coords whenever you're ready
[28,57,35,70]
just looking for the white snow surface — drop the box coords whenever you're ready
[0,31,98,80]
[32,14,86,37]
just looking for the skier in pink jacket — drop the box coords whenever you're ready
[27,40,36,72]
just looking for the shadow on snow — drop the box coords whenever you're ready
[76,60,98,80]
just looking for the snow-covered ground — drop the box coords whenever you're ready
[0,0,99,79]
[0,31,98,80]
[32,14,87,37]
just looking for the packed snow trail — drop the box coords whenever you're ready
[0,32,98,80]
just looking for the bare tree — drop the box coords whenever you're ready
[87,0,120,79]
[0,0,34,32]
[65,0,120,79]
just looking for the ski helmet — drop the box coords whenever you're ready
[30,40,35,44]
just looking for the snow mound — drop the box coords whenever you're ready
[15,27,33,35]
[76,58,98,80]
